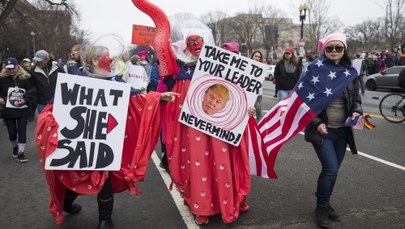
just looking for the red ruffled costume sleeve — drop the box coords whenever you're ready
[35,92,163,226]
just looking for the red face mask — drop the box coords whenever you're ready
[97,51,112,73]
[186,35,204,57]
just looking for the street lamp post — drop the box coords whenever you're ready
[30,31,36,57]
[299,3,309,61]
[299,3,308,40]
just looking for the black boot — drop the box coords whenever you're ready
[64,189,81,215]
[97,219,114,229]
[315,206,330,228]
[159,151,169,172]
[64,203,82,215]
[97,197,114,229]
[326,205,341,221]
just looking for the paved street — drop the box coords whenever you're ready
[0,81,404,228]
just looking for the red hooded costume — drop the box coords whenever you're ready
[36,92,163,225]
[164,35,251,223]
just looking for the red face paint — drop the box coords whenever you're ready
[186,35,204,57]
[97,50,112,73]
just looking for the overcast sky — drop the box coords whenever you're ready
[73,0,385,44]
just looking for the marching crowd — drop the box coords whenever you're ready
[0,30,370,229]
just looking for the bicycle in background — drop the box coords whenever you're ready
[379,92,405,123]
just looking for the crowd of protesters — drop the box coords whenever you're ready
[0,34,403,229]
[355,48,405,75]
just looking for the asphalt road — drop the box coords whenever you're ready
[0,81,404,229]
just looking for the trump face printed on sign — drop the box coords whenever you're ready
[201,84,230,115]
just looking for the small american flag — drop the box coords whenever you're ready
[249,56,358,178]
[345,114,375,130]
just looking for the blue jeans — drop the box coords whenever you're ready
[277,90,291,101]
[312,127,348,207]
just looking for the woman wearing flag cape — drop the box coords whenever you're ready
[303,33,363,228]
[253,32,362,228]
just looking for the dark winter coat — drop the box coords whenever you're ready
[274,60,301,90]
[147,63,159,92]
[30,60,65,105]
[304,78,363,154]
[0,66,34,118]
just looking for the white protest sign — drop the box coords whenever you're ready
[45,73,131,171]
[352,59,363,75]
[6,87,28,109]
[179,44,267,146]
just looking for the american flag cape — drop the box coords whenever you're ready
[248,56,358,178]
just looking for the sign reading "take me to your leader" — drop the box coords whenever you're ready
[45,74,131,171]
[179,44,267,146]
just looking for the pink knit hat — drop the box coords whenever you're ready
[317,33,347,53]
[222,42,240,54]
[137,50,149,57]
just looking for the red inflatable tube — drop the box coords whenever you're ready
[132,0,177,77]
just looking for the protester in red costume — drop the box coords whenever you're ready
[164,38,255,224]
[36,43,178,229]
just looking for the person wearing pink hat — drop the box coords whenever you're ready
[274,47,301,100]
[221,42,240,54]
[137,50,149,65]
[304,32,363,228]
[137,50,158,93]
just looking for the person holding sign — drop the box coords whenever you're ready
[0,57,34,163]
[36,42,178,229]
[123,55,149,93]
[165,37,255,225]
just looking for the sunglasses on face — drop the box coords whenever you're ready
[325,45,345,53]
[186,37,203,45]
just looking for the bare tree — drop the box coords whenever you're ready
[228,13,264,56]
[345,19,382,51]
[30,0,85,60]
[384,0,405,50]
[260,4,286,61]
[0,0,86,61]
[0,0,18,26]
[200,11,228,45]
[344,0,405,53]
[0,0,29,59]
[304,0,343,53]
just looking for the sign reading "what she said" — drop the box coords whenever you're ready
[45,74,131,171]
